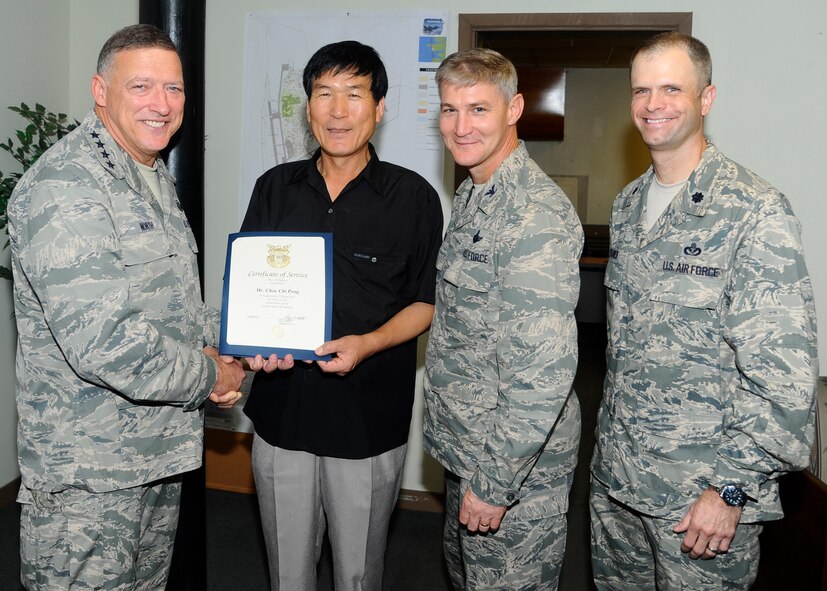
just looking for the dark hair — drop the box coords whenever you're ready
[302,40,388,101]
[632,32,712,90]
[97,24,178,76]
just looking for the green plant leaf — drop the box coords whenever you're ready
[0,102,77,281]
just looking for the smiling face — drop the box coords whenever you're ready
[438,81,523,184]
[306,70,384,164]
[92,47,184,166]
[630,46,715,158]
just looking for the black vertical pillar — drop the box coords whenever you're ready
[140,0,206,284]
[139,2,208,590]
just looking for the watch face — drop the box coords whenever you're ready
[720,485,748,507]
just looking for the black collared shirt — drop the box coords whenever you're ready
[241,145,443,459]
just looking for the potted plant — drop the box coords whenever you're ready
[0,103,77,279]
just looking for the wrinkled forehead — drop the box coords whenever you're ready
[104,47,183,81]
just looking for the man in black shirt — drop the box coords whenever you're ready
[240,40,443,590]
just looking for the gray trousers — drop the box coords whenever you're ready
[19,477,181,591]
[252,434,407,591]
[590,478,761,591]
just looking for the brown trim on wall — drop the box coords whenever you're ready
[0,477,20,507]
[458,12,693,50]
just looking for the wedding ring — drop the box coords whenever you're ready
[480,522,490,527]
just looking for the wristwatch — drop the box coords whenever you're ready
[712,484,748,508]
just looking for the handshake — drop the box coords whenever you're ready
[203,332,370,408]
[203,347,246,408]
[202,348,298,409]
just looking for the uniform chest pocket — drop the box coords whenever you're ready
[647,271,726,363]
[439,254,495,339]
[649,270,725,310]
[120,229,174,266]
[119,229,177,295]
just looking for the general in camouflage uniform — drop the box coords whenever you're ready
[424,49,583,591]
[590,33,818,591]
[8,25,245,590]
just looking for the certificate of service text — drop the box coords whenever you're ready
[219,232,333,360]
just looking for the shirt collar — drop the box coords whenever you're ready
[454,140,529,215]
[82,109,173,190]
[292,143,386,199]
[680,141,724,217]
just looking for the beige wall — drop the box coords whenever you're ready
[68,2,137,118]
[196,1,827,492]
[2,0,825,491]
[0,0,72,491]
[526,68,651,225]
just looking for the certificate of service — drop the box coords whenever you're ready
[219,232,333,360]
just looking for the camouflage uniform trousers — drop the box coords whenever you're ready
[444,472,569,591]
[589,478,761,590]
[20,476,182,590]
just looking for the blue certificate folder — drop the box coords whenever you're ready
[219,231,333,361]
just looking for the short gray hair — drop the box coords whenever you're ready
[436,48,518,102]
[97,24,178,76]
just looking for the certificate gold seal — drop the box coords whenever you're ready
[267,244,291,268]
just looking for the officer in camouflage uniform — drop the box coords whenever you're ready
[8,25,245,590]
[424,48,583,590]
[590,32,818,590]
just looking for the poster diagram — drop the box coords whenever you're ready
[238,11,449,220]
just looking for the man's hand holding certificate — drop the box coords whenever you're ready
[219,232,333,361]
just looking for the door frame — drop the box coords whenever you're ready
[458,12,692,50]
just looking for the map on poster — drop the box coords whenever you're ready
[237,11,450,221]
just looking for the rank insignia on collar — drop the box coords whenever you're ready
[99,148,114,169]
[485,184,496,196]
[691,192,704,203]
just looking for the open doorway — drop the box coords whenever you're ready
[457,12,691,229]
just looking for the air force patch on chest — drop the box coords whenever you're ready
[662,259,721,278]
[462,248,490,264]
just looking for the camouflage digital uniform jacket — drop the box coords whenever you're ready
[9,110,220,498]
[591,142,818,522]
[424,142,584,519]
